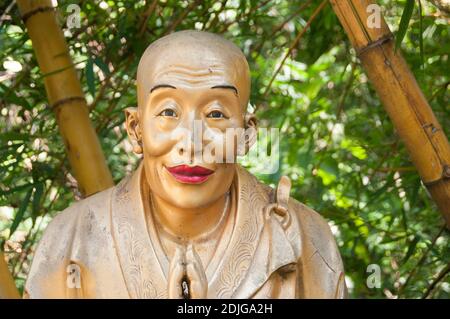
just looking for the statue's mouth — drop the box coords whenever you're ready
[166,165,214,184]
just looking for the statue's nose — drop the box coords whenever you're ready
[175,111,205,161]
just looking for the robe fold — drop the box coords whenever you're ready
[24,163,346,298]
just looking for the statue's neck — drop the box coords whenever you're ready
[149,191,230,241]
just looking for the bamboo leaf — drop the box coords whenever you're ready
[418,0,424,70]
[32,183,44,221]
[0,82,31,110]
[0,132,28,142]
[9,187,32,238]
[403,236,420,263]
[395,0,415,52]
[0,183,34,196]
[86,57,95,96]
[94,57,110,76]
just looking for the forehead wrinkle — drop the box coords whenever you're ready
[145,85,240,113]
[153,64,227,78]
[152,67,227,87]
[153,76,228,87]
[149,65,231,89]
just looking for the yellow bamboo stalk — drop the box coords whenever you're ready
[330,0,450,226]
[0,0,115,298]
[16,0,114,195]
[0,252,20,299]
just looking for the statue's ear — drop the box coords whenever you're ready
[124,107,142,154]
[243,113,257,154]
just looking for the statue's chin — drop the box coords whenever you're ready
[156,186,226,210]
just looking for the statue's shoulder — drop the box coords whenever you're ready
[242,167,342,271]
[288,196,344,276]
[40,186,115,243]
[288,196,334,240]
[25,186,115,298]
[29,186,115,268]
[238,167,334,238]
[239,166,336,242]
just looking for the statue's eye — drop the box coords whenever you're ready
[158,109,177,117]
[207,110,226,119]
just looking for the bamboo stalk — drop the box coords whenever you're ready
[16,0,114,196]
[330,0,450,227]
[0,252,20,299]
[0,0,115,298]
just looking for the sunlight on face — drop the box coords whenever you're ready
[135,31,251,209]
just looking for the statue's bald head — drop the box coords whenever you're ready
[136,30,251,111]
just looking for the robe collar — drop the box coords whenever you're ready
[110,162,300,298]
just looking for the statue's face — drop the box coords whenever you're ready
[138,83,244,208]
[127,31,252,209]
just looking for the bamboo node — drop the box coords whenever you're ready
[424,165,450,186]
[357,34,393,58]
[51,96,86,110]
[444,165,450,178]
[423,123,441,135]
[21,6,55,24]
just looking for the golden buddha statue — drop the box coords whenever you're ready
[24,30,346,299]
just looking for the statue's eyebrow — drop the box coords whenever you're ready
[150,84,177,93]
[211,85,238,95]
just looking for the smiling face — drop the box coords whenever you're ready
[126,31,252,209]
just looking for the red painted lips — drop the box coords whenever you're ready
[166,165,214,184]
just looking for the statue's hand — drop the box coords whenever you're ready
[185,244,208,299]
[167,244,208,299]
[168,246,185,299]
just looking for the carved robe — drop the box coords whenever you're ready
[24,163,346,298]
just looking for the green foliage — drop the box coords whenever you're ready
[395,0,416,51]
[0,0,448,298]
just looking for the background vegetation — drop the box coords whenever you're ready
[0,0,449,298]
